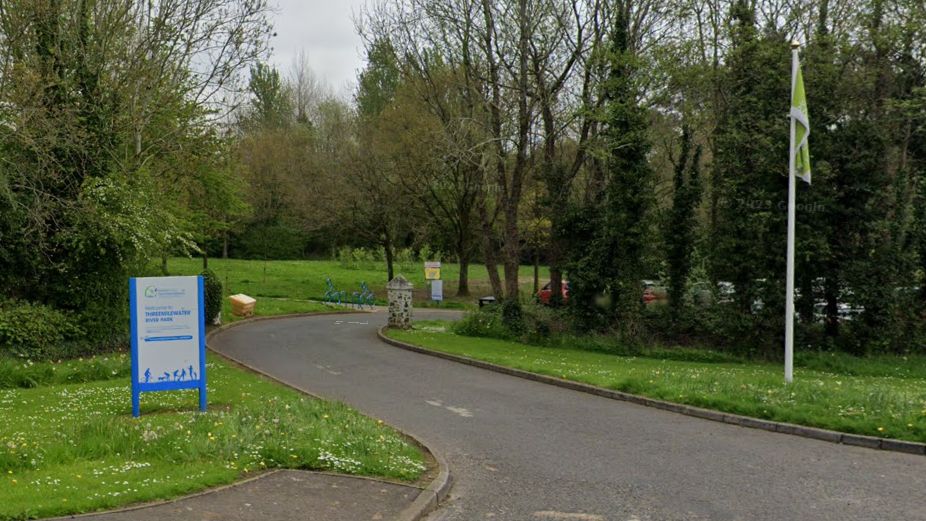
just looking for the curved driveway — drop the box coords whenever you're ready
[211,311,926,521]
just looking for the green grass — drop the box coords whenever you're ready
[0,353,426,520]
[165,257,547,310]
[0,356,130,390]
[387,322,926,443]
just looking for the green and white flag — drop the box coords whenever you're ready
[790,57,811,184]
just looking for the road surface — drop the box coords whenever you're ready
[211,311,926,521]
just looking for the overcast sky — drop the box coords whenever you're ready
[267,0,369,99]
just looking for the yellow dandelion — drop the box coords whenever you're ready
[877,427,885,432]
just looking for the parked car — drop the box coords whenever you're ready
[538,281,570,305]
[642,280,668,305]
[537,280,666,306]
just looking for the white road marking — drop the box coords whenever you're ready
[532,512,605,521]
[425,399,473,418]
[314,364,342,376]
[446,406,474,417]
[347,321,369,325]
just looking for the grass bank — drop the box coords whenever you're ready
[0,353,426,520]
[165,257,547,311]
[387,322,926,443]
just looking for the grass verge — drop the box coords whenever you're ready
[165,257,545,309]
[0,353,426,520]
[386,322,926,444]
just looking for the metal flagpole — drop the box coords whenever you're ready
[785,41,800,383]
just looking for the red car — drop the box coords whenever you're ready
[538,281,570,305]
[538,280,661,306]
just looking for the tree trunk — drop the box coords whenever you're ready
[457,253,471,297]
[533,250,539,296]
[384,233,395,282]
[222,231,229,259]
[478,201,503,298]
[503,211,521,300]
[202,252,208,271]
[160,255,169,275]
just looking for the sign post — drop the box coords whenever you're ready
[431,279,443,302]
[130,276,207,417]
[424,261,442,303]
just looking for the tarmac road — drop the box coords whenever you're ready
[210,310,926,521]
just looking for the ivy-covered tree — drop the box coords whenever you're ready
[665,125,702,319]
[708,0,790,346]
[567,3,655,336]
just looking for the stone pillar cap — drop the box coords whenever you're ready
[386,276,413,290]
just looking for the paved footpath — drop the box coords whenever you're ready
[57,471,420,521]
[211,310,926,521]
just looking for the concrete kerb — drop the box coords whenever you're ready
[205,312,453,521]
[377,326,926,458]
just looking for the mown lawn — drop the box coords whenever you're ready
[165,257,547,310]
[0,353,426,520]
[387,322,926,443]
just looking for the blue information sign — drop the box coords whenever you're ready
[130,276,207,417]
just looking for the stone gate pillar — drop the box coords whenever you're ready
[386,276,413,329]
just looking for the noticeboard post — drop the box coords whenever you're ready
[130,276,207,418]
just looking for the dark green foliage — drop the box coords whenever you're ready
[201,269,224,323]
[499,299,525,336]
[708,3,791,351]
[231,222,309,259]
[565,6,655,336]
[0,1,256,354]
[0,300,85,360]
[665,126,703,318]
[454,304,571,344]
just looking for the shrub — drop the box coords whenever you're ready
[500,299,525,335]
[452,308,512,339]
[395,248,415,272]
[201,269,224,324]
[0,299,85,360]
[521,304,571,342]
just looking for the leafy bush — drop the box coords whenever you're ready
[0,300,85,360]
[335,246,382,270]
[500,299,525,334]
[453,303,743,364]
[201,269,224,324]
[417,244,441,264]
[521,304,571,342]
[395,247,415,272]
[452,308,512,339]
